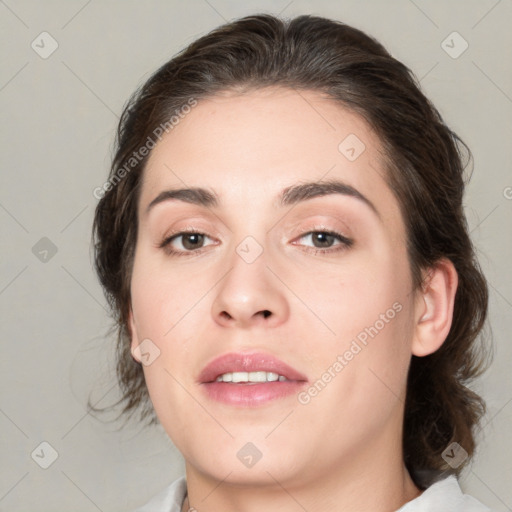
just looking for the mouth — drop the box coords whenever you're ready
[214,371,290,383]
[198,352,308,407]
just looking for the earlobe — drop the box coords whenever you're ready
[128,305,142,363]
[412,259,458,357]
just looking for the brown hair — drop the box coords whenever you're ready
[91,14,489,486]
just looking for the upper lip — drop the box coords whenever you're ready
[198,352,308,383]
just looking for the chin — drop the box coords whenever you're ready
[191,458,300,487]
[182,436,305,485]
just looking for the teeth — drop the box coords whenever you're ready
[215,371,289,383]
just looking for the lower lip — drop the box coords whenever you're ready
[201,381,306,406]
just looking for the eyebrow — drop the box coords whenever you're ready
[145,179,380,218]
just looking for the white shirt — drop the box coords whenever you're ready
[132,475,492,512]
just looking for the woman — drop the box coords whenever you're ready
[92,14,492,512]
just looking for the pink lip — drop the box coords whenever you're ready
[198,352,308,407]
[199,352,307,383]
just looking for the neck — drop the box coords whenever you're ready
[181,433,421,512]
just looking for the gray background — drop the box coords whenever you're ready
[1,0,511,510]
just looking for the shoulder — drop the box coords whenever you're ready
[130,476,187,512]
[397,475,493,512]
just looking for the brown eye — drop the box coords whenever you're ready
[310,232,336,248]
[159,230,216,256]
[180,233,205,250]
[297,230,353,251]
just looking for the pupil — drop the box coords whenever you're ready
[184,233,203,250]
[314,232,333,247]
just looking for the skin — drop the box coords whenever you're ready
[129,87,458,512]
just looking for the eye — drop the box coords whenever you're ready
[294,230,353,254]
[159,228,352,257]
[159,230,216,256]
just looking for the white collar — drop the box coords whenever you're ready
[133,474,492,512]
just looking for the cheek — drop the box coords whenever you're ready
[305,248,411,341]
[297,299,414,436]
[130,247,208,341]
[299,245,414,395]
[129,247,212,410]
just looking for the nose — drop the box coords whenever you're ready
[211,241,289,329]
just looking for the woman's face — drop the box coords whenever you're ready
[129,87,420,486]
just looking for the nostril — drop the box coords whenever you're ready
[261,310,271,318]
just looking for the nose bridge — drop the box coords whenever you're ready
[211,232,289,328]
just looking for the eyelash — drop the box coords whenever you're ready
[159,227,353,258]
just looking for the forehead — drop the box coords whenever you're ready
[139,87,401,226]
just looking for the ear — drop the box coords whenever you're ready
[412,258,458,357]
[128,305,142,364]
